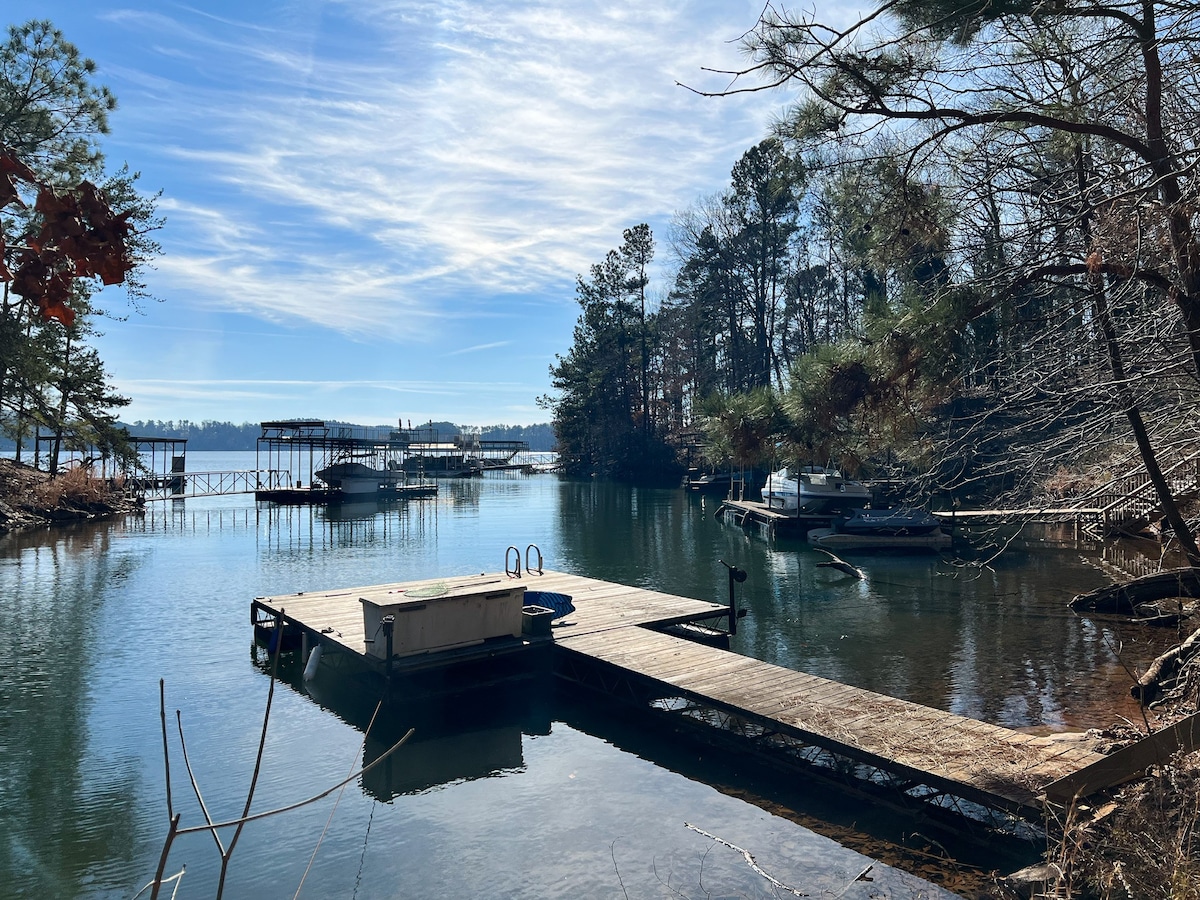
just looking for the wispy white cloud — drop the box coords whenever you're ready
[107,1,781,340]
[447,341,513,356]
[31,0,813,423]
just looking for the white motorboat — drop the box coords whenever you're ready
[315,461,388,495]
[761,466,871,514]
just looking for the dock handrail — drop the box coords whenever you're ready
[525,544,543,575]
[132,469,289,501]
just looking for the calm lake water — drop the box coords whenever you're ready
[0,452,1179,898]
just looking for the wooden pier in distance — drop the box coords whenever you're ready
[716,498,1110,539]
[251,569,1191,820]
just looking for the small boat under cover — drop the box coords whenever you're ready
[315,461,392,495]
[807,505,950,552]
[837,507,942,536]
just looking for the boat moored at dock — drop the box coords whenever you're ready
[315,461,397,495]
[807,506,951,551]
[761,466,871,514]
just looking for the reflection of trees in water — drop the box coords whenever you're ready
[556,480,1173,733]
[554,481,742,603]
[771,546,1176,731]
[0,523,142,897]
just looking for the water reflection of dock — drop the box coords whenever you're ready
[249,568,1190,824]
[275,666,552,802]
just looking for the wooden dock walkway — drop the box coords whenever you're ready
[252,568,1184,818]
[930,507,1103,527]
[714,499,831,537]
[556,626,1101,813]
[252,569,729,660]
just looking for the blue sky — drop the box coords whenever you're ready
[13,2,808,427]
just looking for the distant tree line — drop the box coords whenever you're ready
[475,423,555,451]
[117,420,261,451]
[104,420,557,452]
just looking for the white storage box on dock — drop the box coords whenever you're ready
[360,582,526,658]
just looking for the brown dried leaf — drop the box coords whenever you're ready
[0,174,23,209]
[0,148,37,182]
[97,251,135,286]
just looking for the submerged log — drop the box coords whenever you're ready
[1132,627,1200,704]
[1070,568,1200,615]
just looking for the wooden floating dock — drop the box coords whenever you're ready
[251,569,1193,819]
[557,627,1099,813]
[714,499,832,538]
[252,570,728,665]
[930,507,1104,527]
[717,498,1112,538]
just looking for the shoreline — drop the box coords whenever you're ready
[0,457,142,536]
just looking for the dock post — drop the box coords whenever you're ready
[382,614,395,691]
[720,560,747,636]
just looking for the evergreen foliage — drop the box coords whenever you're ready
[543,225,680,482]
[547,0,1200,555]
[0,19,160,472]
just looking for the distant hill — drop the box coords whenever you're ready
[109,419,556,452]
[119,420,262,450]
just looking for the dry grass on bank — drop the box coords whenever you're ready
[27,463,124,509]
[1039,711,1200,900]
[0,458,135,531]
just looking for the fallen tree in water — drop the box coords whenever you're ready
[1069,568,1200,616]
[1132,628,1200,705]
[1069,568,1200,704]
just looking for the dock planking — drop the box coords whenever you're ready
[556,627,1108,812]
[253,568,1146,817]
[252,569,730,660]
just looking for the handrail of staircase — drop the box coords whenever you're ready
[1077,449,1199,503]
[1094,451,1200,525]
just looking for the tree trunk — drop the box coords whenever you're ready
[1131,626,1200,704]
[50,332,73,477]
[1076,144,1200,566]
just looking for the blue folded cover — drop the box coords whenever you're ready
[523,591,575,620]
